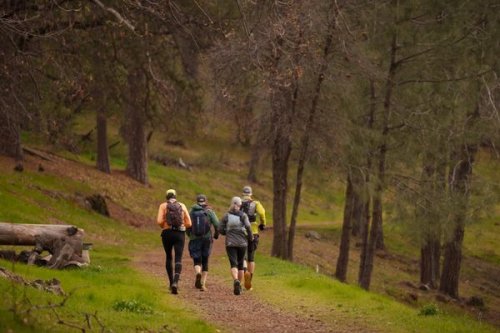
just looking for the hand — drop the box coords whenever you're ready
[213,231,219,240]
[258,224,265,231]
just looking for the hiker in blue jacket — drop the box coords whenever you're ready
[187,194,219,291]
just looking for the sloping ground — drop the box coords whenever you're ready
[279,227,500,327]
[1,150,498,332]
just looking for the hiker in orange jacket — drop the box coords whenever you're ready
[157,189,192,294]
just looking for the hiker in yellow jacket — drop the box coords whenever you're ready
[157,189,192,294]
[240,185,266,290]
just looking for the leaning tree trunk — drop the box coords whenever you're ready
[96,105,111,174]
[287,7,335,261]
[374,34,399,251]
[439,144,477,298]
[124,69,148,184]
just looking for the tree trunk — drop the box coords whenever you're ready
[358,80,376,287]
[335,173,354,282]
[287,12,335,260]
[350,189,363,237]
[0,222,88,269]
[419,154,440,288]
[247,113,268,183]
[439,144,477,298]
[96,106,111,173]
[124,68,148,184]
[0,110,23,162]
[270,82,293,259]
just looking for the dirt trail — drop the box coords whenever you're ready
[136,237,343,333]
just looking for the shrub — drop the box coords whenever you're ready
[419,303,439,316]
[112,299,153,314]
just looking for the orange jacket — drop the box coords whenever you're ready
[156,200,192,230]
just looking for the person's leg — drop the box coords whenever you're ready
[200,237,210,290]
[189,239,203,289]
[171,231,185,294]
[237,247,246,286]
[200,255,209,290]
[227,246,241,295]
[161,230,174,287]
[245,235,258,289]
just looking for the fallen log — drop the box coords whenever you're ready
[0,223,89,269]
[22,147,54,162]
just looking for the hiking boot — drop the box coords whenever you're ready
[244,271,252,290]
[171,273,180,294]
[200,284,207,292]
[195,273,202,289]
[233,280,241,295]
[171,282,178,294]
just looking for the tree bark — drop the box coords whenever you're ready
[96,105,111,173]
[439,144,477,298]
[124,68,148,184]
[335,173,354,282]
[0,110,23,162]
[247,114,268,183]
[418,153,440,288]
[270,83,293,259]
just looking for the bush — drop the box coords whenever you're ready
[419,303,439,316]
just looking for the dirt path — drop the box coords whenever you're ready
[136,237,341,333]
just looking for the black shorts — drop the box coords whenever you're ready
[247,234,259,262]
[226,246,246,270]
[189,237,212,260]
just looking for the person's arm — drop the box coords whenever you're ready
[182,203,192,228]
[256,201,266,229]
[208,209,220,238]
[218,214,228,235]
[156,203,166,228]
[242,213,253,242]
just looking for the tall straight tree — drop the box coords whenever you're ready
[288,0,338,261]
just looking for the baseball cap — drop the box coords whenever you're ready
[197,194,207,205]
[242,186,252,195]
[166,189,176,199]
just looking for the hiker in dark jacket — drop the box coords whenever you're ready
[156,189,192,294]
[218,196,253,295]
[187,194,219,291]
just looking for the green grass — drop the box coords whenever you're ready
[254,255,498,333]
[0,257,214,333]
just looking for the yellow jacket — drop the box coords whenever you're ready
[156,200,192,230]
[242,195,266,235]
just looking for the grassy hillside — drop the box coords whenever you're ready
[0,121,499,332]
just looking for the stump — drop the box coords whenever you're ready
[0,222,89,269]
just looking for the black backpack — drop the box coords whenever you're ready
[241,200,257,222]
[191,209,211,236]
[166,201,183,228]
